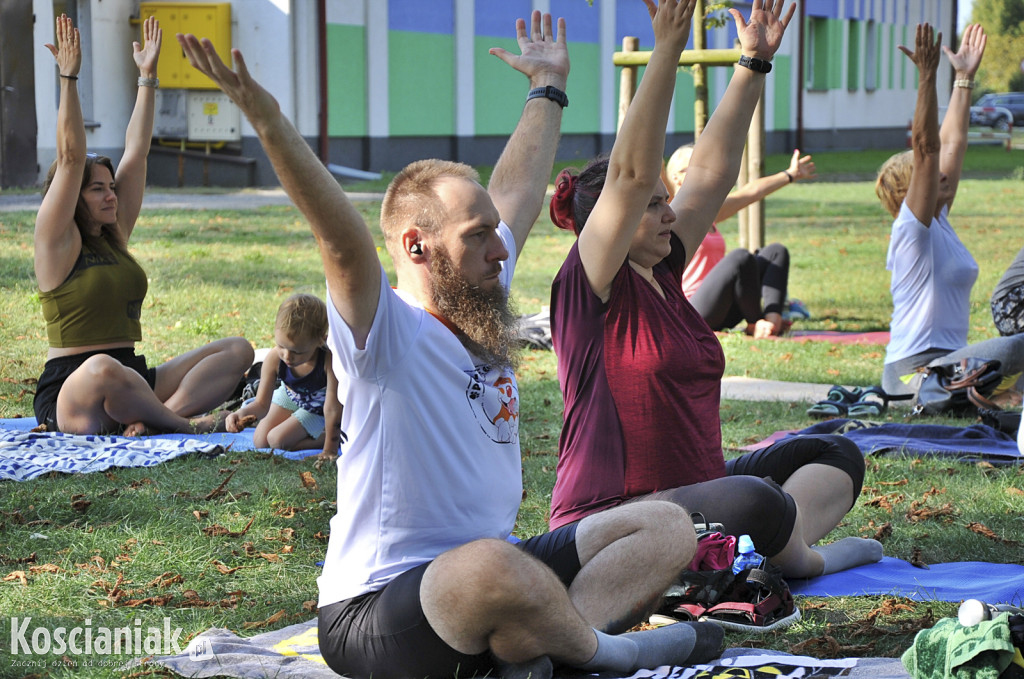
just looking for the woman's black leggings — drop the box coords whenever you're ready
[690,242,790,331]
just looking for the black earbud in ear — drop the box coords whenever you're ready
[409,243,423,255]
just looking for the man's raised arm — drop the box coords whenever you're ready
[486,11,570,256]
[176,35,381,347]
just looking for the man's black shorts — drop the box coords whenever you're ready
[318,523,580,679]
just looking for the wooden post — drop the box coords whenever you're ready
[617,37,639,132]
[737,139,749,250]
[745,87,766,251]
[693,0,708,139]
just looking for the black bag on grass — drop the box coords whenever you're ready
[913,358,1003,417]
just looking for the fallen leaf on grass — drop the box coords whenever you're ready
[1007,487,1024,496]
[868,599,916,619]
[302,600,318,613]
[906,502,955,523]
[4,571,28,586]
[204,469,237,501]
[70,494,91,512]
[966,521,1020,545]
[148,572,184,588]
[865,493,904,511]
[272,506,297,519]
[211,560,249,575]
[872,522,893,541]
[193,510,209,521]
[878,478,908,487]
[910,547,929,569]
[299,471,318,490]
[243,609,287,630]
[202,516,255,538]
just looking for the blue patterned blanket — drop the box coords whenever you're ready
[0,417,319,482]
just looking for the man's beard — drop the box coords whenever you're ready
[430,246,520,371]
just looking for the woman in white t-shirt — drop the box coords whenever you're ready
[877,23,1024,398]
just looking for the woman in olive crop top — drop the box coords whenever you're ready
[32,14,253,436]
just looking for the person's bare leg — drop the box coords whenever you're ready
[422,505,721,674]
[420,538,598,666]
[154,337,254,416]
[571,501,694,632]
[772,464,882,577]
[56,355,205,435]
[264,415,322,451]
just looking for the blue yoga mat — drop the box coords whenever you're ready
[0,417,319,462]
[789,556,1024,605]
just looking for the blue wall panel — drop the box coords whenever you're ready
[551,0,600,42]
[389,0,453,34]
[806,0,840,19]
[475,0,532,38]
[616,4,655,47]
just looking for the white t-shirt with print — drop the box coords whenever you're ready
[317,224,523,606]
[885,202,979,364]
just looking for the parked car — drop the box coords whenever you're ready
[970,92,1024,131]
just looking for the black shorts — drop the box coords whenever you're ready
[33,348,157,432]
[317,523,581,679]
[630,434,863,557]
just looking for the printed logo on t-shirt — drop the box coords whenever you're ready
[464,366,519,444]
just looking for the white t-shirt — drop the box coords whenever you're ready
[885,202,978,364]
[317,224,524,606]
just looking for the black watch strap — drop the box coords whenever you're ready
[738,55,773,73]
[527,85,569,108]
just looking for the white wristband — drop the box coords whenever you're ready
[138,76,159,89]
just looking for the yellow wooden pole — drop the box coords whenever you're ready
[617,37,639,132]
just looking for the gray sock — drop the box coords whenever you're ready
[812,537,884,575]
[493,654,553,679]
[579,623,723,672]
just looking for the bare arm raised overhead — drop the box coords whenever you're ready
[176,35,381,348]
[713,149,815,222]
[901,23,943,226]
[671,0,795,268]
[115,15,162,242]
[577,0,697,301]
[487,11,570,256]
[938,23,987,214]
[35,14,86,293]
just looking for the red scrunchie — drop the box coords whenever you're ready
[549,169,579,235]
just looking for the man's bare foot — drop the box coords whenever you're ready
[189,411,229,434]
[123,421,151,437]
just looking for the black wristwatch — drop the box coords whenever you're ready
[527,85,569,108]
[738,55,773,73]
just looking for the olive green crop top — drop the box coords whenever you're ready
[38,241,148,348]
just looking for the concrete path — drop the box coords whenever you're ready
[721,377,832,403]
[0,188,383,213]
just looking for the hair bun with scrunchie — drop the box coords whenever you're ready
[549,169,579,234]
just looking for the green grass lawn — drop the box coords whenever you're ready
[1,146,1023,678]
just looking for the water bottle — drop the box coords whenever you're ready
[732,534,764,574]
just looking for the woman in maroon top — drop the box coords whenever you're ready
[547,0,881,578]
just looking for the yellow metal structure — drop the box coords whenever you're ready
[139,2,231,90]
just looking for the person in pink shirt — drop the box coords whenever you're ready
[665,145,814,337]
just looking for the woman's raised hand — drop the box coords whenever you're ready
[646,0,698,54]
[134,16,163,78]
[730,0,795,60]
[944,23,986,79]
[44,14,81,78]
[899,23,941,76]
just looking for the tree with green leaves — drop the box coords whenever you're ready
[969,0,1024,92]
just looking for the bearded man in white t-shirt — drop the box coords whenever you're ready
[178,4,726,678]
